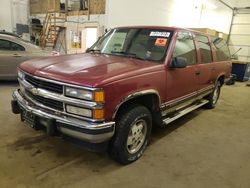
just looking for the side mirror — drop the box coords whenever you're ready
[170,57,187,68]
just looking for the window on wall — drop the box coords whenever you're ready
[85,28,98,48]
[173,32,196,65]
[196,35,212,64]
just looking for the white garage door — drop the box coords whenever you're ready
[229,9,250,61]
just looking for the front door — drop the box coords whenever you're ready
[164,31,198,109]
[0,39,27,79]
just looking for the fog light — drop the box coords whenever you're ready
[66,105,92,118]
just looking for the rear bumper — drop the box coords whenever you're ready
[12,89,115,144]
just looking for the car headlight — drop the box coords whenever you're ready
[65,87,104,102]
[18,70,24,80]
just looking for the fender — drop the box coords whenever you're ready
[112,89,161,119]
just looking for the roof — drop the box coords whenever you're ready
[0,31,20,38]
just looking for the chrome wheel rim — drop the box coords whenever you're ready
[212,85,219,105]
[127,119,147,154]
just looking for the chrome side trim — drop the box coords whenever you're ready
[161,86,214,116]
[161,96,197,116]
[161,85,214,108]
[197,85,214,94]
[112,89,161,119]
[161,92,197,109]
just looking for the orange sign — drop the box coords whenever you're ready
[155,38,167,47]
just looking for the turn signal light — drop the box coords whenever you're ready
[94,91,105,102]
[93,109,104,119]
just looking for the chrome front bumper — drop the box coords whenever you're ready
[12,89,115,143]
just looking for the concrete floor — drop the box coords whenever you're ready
[0,81,250,188]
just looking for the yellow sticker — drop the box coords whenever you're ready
[155,38,167,47]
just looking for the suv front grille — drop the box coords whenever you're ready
[25,74,63,94]
[26,90,64,111]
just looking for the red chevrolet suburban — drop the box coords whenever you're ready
[11,26,232,164]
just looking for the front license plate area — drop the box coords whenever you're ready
[21,108,36,128]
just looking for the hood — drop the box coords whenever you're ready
[20,53,161,87]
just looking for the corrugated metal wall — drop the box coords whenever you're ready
[229,8,250,62]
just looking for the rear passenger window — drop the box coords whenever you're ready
[11,42,25,51]
[196,35,212,64]
[173,32,196,65]
[212,38,230,61]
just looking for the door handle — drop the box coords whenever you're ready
[212,67,216,71]
[13,54,22,57]
[195,71,201,76]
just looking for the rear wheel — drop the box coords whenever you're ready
[205,81,221,109]
[109,105,152,165]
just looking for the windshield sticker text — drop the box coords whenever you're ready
[150,31,170,37]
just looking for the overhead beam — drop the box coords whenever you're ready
[218,0,233,10]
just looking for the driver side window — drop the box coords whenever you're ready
[173,32,197,66]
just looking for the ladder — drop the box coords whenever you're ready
[40,11,66,50]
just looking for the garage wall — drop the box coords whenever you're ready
[229,9,250,61]
[0,0,12,32]
[105,0,232,33]
[0,0,29,33]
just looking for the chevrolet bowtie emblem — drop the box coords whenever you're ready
[31,88,38,95]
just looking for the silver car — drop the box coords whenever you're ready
[0,34,56,80]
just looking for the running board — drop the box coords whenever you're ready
[163,99,209,125]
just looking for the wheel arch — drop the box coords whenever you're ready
[216,74,225,86]
[112,89,163,127]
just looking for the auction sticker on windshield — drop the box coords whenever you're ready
[150,31,170,37]
[155,38,168,47]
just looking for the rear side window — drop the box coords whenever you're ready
[196,35,212,64]
[212,38,230,61]
[0,39,25,51]
[11,42,25,51]
[173,32,196,65]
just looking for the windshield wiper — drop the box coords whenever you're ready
[110,51,145,60]
[87,49,101,53]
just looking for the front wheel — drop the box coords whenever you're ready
[205,81,221,109]
[109,105,152,165]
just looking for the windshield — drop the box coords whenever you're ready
[89,28,172,62]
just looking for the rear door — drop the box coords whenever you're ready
[0,39,27,79]
[194,34,215,93]
[165,31,198,108]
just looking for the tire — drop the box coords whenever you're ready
[204,81,221,109]
[109,105,152,165]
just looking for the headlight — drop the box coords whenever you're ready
[65,87,104,102]
[18,70,24,80]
